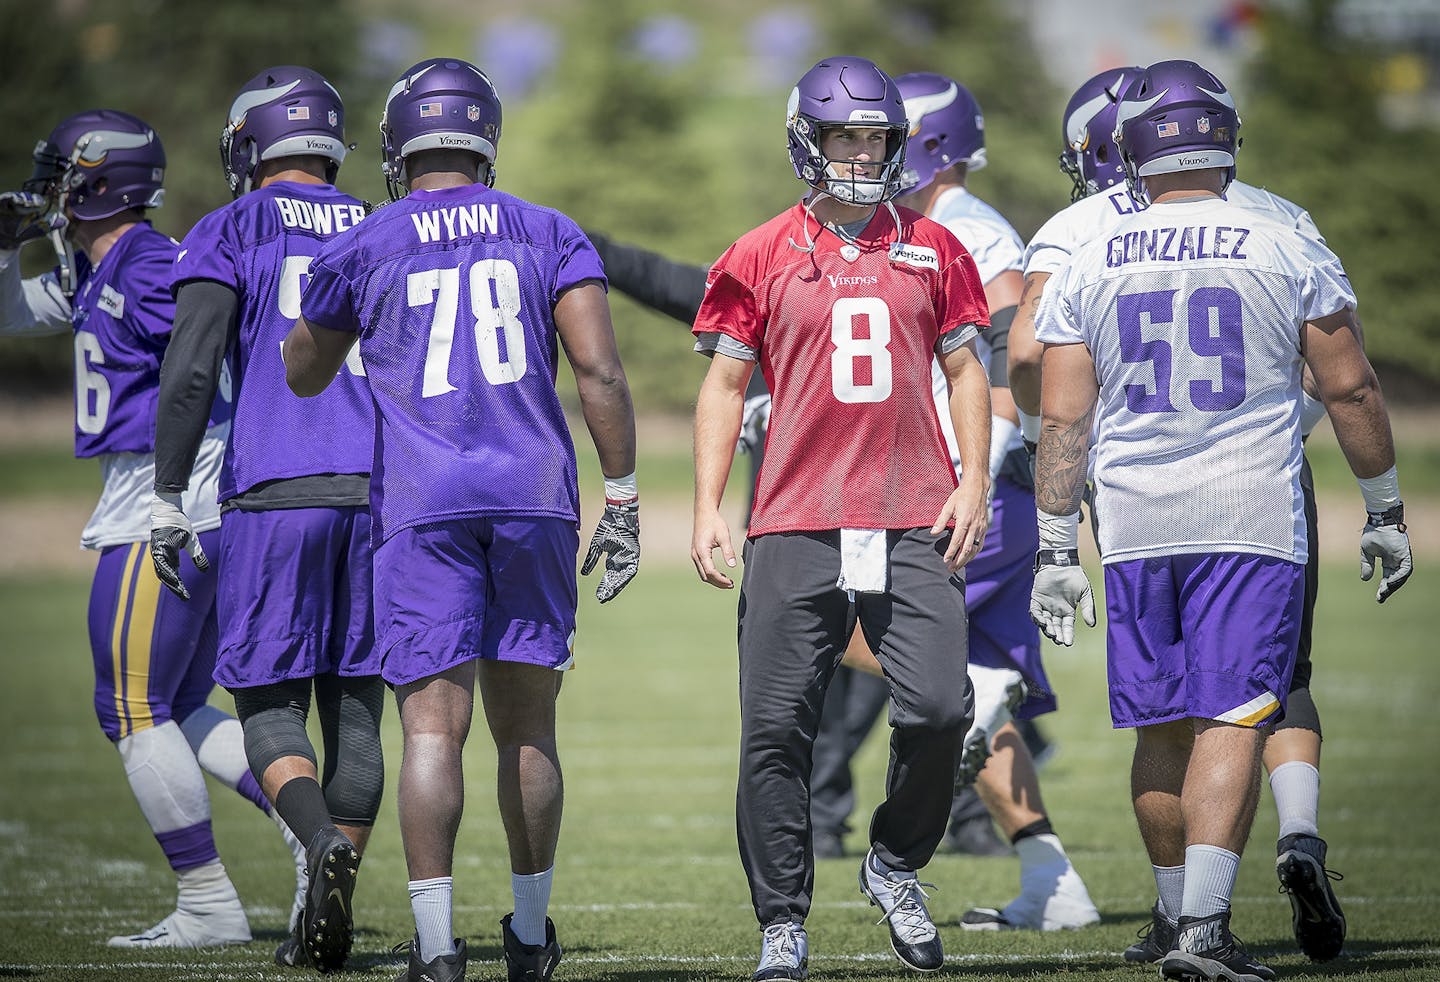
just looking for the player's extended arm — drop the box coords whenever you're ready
[283,316,356,397]
[150,281,238,599]
[1030,341,1099,645]
[936,340,991,570]
[691,352,752,589]
[585,231,708,325]
[1007,271,1050,420]
[556,279,640,602]
[1302,307,1412,602]
[0,192,72,336]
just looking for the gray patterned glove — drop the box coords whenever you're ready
[1360,504,1412,604]
[582,499,639,603]
[1030,549,1095,646]
[0,191,61,250]
[150,492,208,601]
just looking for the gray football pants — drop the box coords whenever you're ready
[736,529,973,927]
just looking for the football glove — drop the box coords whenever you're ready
[1030,549,1095,647]
[0,191,61,250]
[581,498,640,603]
[1360,504,1412,604]
[737,393,771,455]
[149,491,209,601]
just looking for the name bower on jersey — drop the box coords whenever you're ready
[272,196,367,235]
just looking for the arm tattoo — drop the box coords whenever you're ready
[1035,406,1094,516]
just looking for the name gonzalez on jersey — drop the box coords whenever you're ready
[1106,224,1251,268]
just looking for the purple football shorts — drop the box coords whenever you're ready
[1103,552,1304,729]
[88,530,221,740]
[214,506,379,688]
[965,477,1054,718]
[372,516,579,687]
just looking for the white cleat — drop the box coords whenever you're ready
[107,905,252,948]
[961,860,1100,931]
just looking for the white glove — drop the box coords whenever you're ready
[1360,506,1412,604]
[149,491,209,600]
[1030,550,1095,646]
[737,393,771,455]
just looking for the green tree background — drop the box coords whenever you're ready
[2,0,1435,407]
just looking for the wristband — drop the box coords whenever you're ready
[1357,465,1400,513]
[1034,548,1081,572]
[1365,502,1406,530]
[989,415,1020,482]
[604,471,638,504]
[1037,508,1079,550]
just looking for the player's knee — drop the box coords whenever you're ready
[896,687,971,734]
[1274,686,1322,737]
[232,680,317,778]
[323,676,386,825]
[177,704,231,752]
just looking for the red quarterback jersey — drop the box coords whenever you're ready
[694,202,989,536]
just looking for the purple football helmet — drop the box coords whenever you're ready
[1113,59,1241,204]
[895,72,985,195]
[220,66,348,198]
[1058,66,1143,202]
[786,56,907,205]
[25,109,165,222]
[381,57,503,201]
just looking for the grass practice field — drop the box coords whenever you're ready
[0,406,1436,981]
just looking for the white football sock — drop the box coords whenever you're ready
[1182,844,1239,920]
[117,721,211,833]
[409,876,455,961]
[1152,864,1184,924]
[1269,760,1320,838]
[177,860,242,914]
[511,867,554,946]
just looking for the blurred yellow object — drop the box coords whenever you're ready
[1381,53,1427,95]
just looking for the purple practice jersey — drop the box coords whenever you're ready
[71,223,227,457]
[175,181,374,501]
[300,184,605,543]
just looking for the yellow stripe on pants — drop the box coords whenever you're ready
[110,543,142,734]
[123,546,163,734]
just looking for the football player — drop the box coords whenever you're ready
[283,57,639,982]
[1030,59,1411,982]
[1012,65,1369,965]
[148,66,385,971]
[0,111,293,948]
[690,56,991,979]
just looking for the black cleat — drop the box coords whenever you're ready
[303,825,360,973]
[1122,902,1176,963]
[274,917,306,968]
[1161,910,1275,982]
[501,912,562,982]
[392,936,467,982]
[1276,832,1345,962]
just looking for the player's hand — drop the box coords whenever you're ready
[1360,505,1412,604]
[0,191,61,250]
[931,477,988,572]
[691,508,737,589]
[736,394,771,455]
[149,491,208,601]
[1030,550,1095,646]
[581,498,640,603]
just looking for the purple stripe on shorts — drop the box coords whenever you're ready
[1103,552,1303,729]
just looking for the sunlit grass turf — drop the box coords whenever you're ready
[0,561,1436,981]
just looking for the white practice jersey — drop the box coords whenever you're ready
[1035,196,1356,565]
[0,248,225,550]
[926,187,1026,472]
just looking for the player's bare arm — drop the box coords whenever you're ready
[1302,308,1394,478]
[282,316,355,397]
[1007,271,1050,417]
[935,339,991,570]
[1035,342,1098,517]
[556,279,636,479]
[691,352,752,589]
